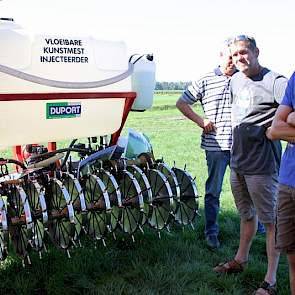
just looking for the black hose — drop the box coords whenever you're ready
[0,158,27,169]
[60,139,77,169]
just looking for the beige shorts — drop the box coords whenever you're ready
[230,170,278,224]
[275,184,295,253]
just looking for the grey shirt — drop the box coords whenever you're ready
[230,68,288,174]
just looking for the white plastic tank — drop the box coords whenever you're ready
[0,18,156,149]
[130,54,156,111]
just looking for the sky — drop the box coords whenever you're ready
[1,0,295,81]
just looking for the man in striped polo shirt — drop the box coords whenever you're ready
[176,43,236,249]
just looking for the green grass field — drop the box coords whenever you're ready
[0,93,290,295]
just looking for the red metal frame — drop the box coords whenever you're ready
[2,92,136,165]
[0,92,136,101]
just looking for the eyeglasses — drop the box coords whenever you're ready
[227,35,256,48]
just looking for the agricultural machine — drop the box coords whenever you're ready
[0,18,199,265]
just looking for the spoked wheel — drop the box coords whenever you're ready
[116,170,144,234]
[126,165,152,226]
[172,167,199,225]
[97,169,122,232]
[46,179,75,250]
[82,174,111,241]
[156,162,179,213]
[7,185,33,260]
[23,180,47,252]
[62,173,86,242]
[0,196,9,261]
[145,169,174,230]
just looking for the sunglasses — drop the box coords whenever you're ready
[227,35,256,48]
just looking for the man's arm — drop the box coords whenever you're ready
[287,112,295,127]
[267,105,295,142]
[176,98,216,133]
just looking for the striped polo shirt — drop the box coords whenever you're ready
[180,67,232,151]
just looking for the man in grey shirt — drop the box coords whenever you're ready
[213,35,287,295]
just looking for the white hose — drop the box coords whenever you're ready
[27,153,65,169]
[0,62,133,89]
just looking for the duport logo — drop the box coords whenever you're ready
[46,102,81,119]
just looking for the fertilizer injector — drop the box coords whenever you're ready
[0,18,199,265]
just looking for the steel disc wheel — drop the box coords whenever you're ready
[8,186,33,258]
[127,165,152,225]
[47,179,75,249]
[172,167,199,225]
[145,169,174,230]
[62,173,86,241]
[0,197,8,261]
[156,163,179,213]
[97,169,122,232]
[23,180,47,252]
[117,170,144,234]
[83,174,111,240]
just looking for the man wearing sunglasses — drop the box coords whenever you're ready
[213,35,288,295]
[176,42,236,249]
[267,75,295,295]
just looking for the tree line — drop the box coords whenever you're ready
[155,81,189,90]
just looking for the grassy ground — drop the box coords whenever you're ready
[0,94,290,294]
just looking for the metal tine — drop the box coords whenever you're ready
[39,251,42,259]
[138,225,144,234]
[43,244,48,253]
[131,235,135,243]
[70,238,78,248]
[157,231,161,239]
[190,221,195,230]
[166,224,171,232]
[112,232,117,240]
[27,255,31,264]
[78,240,82,248]
[81,225,87,234]
[101,239,106,247]
[66,249,71,258]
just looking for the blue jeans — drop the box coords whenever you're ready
[204,150,230,237]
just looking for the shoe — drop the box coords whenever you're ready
[206,235,220,249]
[213,259,247,274]
[254,281,277,295]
